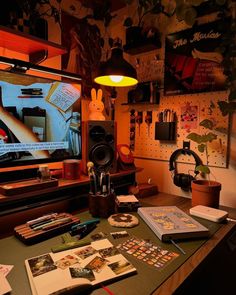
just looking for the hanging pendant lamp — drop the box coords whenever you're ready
[94,40,138,87]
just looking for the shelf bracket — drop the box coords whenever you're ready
[29,50,48,64]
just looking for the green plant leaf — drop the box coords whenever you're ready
[215,0,227,5]
[186,0,205,6]
[176,4,188,21]
[218,101,236,116]
[123,0,133,4]
[214,126,228,134]
[184,7,197,26]
[123,17,133,27]
[196,165,210,174]
[201,132,217,143]
[199,119,214,130]
[186,132,203,144]
[187,132,217,144]
[228,90,236,101]
[198,144,205,153]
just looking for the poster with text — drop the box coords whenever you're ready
[164,19,230,96]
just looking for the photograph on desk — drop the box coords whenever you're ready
[25,238,136,295]
[0,69,82,168]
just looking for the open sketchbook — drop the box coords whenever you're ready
[25,239,136,295]
[138,206,210,242]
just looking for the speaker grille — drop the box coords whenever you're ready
[82,121,117,174]
[89,143,114,168]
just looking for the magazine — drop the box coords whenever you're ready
[138,206,210,242]
[25,239,136,295]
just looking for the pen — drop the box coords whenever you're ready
[70,222,97,237]
[170,239,186,255]
[42,218,72,230]
[29,213,68,228]
[71,218,100,231]
[21,92,43,96]
[33,217,72,231]
[21,88,42,91]
[30,218,56,229]
[27,213,58,225]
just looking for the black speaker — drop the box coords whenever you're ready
[82,121,117,174]
[169,148,202,190]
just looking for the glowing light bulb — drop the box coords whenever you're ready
[109,75,123,83]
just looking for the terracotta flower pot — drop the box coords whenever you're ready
[191,180,221,208]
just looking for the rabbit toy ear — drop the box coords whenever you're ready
[91,88,97,101]
[97,89,103,101]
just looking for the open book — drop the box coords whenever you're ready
[25,239,136,295]
[138,206,210,242]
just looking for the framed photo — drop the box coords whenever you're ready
[164,19,230,96]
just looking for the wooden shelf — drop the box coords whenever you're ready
[0,25,67,59]
[121,102,158,105]
[124,43,161,55]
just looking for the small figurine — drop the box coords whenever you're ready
[89,88,105,121]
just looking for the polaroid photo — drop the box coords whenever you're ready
[54,255,78,270]
[98,246,119,258]
[74,246,97,260]
[108,259,134,275]
[110,231,129,240]
[28,254,56,277]
[69,267,95,281]
[90,232,107,241]
[85,256,107,273]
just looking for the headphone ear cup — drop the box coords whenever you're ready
[182,174,194,189]
[174,173,194,189]
[173,173,182,187]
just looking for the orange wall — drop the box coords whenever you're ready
[1,0,236,208]
[111,3,236,208]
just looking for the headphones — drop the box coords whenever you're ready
[169,148,202,190]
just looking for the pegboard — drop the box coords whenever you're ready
[129,51,164,84]
[133,91,229,168]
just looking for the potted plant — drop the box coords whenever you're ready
[186,119,222,208]
[123,0,174,53]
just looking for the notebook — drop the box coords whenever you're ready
[138,206,210,242]
[25,238,136,295]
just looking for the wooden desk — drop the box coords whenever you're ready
[144,194,236,294]
[0,193,235,295]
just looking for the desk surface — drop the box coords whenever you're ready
[0,193,235,295]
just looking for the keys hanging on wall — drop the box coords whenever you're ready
[135,111,143,136]
[145,111,152,137]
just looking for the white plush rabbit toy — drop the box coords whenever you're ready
[88,88,105,121]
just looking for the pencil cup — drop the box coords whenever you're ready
[89,193,115,218]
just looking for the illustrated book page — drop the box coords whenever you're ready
[138,206,209,242]
[46,82,81,113]
[25,238,136,295]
